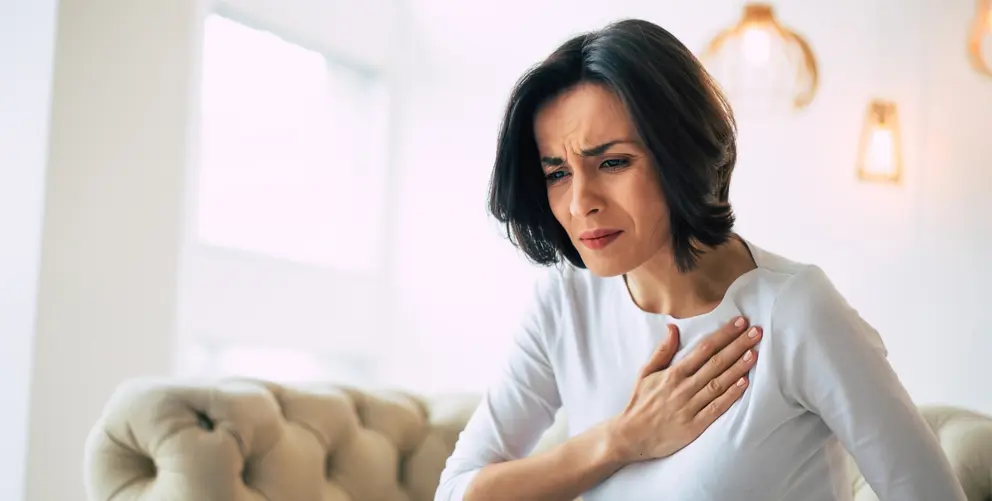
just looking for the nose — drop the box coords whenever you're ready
[569,170,603,218]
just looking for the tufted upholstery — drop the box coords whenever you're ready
[84,378,480,501]
[85,378,992,501]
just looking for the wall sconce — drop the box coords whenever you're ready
[856,100,903,183]
[968,0,992,77]
[701,3,818,111]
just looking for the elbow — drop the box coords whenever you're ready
[461,477,483,501]
[435,468,482,501]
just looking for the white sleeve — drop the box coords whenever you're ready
[434,273,564,501]
[773,266,966,501]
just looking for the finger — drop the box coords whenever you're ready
[675,316,750,375]
[638,324,679,378]
[684,346,757,415]
[683,325,762,396]
[691,373,749,429]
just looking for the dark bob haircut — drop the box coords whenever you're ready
[487,18,738,273]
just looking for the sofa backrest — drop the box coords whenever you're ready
[85,378,482,501]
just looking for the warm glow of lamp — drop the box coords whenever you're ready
[856,100,903,183]
[702,3,818,111]
[968,0,992,77]
[741,26,772,64]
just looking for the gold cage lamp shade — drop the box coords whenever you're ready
[968,0,992,77]
[701,3,819,111]
[856,100,903,183]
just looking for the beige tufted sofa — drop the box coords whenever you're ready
[84,378,992,501]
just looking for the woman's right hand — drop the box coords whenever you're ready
[607,317,762,464]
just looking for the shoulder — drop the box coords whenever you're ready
[531,263,613,314]
[752,250,885,355]
[744,241,854,319]
[524,264,612,344]
[773,264,846,318]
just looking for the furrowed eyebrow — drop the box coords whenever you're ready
[540,139,637,168]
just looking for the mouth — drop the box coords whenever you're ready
[578,230,623,250]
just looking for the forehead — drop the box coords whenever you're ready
[533,83,636,150]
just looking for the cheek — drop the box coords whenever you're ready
[546,187,572,228]
[622,170,668,228]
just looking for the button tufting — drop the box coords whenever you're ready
[324,452,335,479]
[194,410,214,431]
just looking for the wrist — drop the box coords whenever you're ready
[595,418,631,470]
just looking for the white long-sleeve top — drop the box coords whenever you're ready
[435,239,966,501]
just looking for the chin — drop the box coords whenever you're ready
[578,255,636,278]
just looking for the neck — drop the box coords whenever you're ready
[623,235,756,318]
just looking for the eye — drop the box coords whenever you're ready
[600,158,630,170]
[545,169,569,185]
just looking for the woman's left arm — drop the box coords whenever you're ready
[772,265,967,501]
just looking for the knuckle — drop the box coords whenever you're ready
[696,340,715,354]
[707,378,722,394]
[704,400,721,416]
[656,344,674,358]
[708,353,724,368]
[665,365,686,382]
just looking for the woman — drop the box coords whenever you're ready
[435,19,966,501]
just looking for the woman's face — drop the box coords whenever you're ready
[533,82,670,277]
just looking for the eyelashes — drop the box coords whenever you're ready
[545,157,631,185]
[546,170,569,183]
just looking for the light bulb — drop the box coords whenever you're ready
[864,129,895,178]
[701,3,819,110]
[741,27,772,65]
[857,100,902,183]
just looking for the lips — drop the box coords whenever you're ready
[579,228,622,240]
[578,229,623,250]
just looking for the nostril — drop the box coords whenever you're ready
[194,410,215,431]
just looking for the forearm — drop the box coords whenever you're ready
[463,421,626,501]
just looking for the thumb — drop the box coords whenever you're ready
[639,324,679,378]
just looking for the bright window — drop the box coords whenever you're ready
[181,14,391,384]
[196,14,390,274]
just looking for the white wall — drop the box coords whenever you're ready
[385,0,992,414]
[0,2,59,500]
[23,1,207,500]
[913,0,992,410]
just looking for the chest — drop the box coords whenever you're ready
[551,304,843,500]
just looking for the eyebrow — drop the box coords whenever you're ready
[539,140,638,168]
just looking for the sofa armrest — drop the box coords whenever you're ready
[83,378,480,501]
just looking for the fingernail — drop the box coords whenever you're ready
[734,317,746,328]
[736,378,747,387]
[747,327,760,338]
[743,350,753,362]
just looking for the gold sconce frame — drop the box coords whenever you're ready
[702,3,819,110]
[856,99,903,184]
[968,0,992,77]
